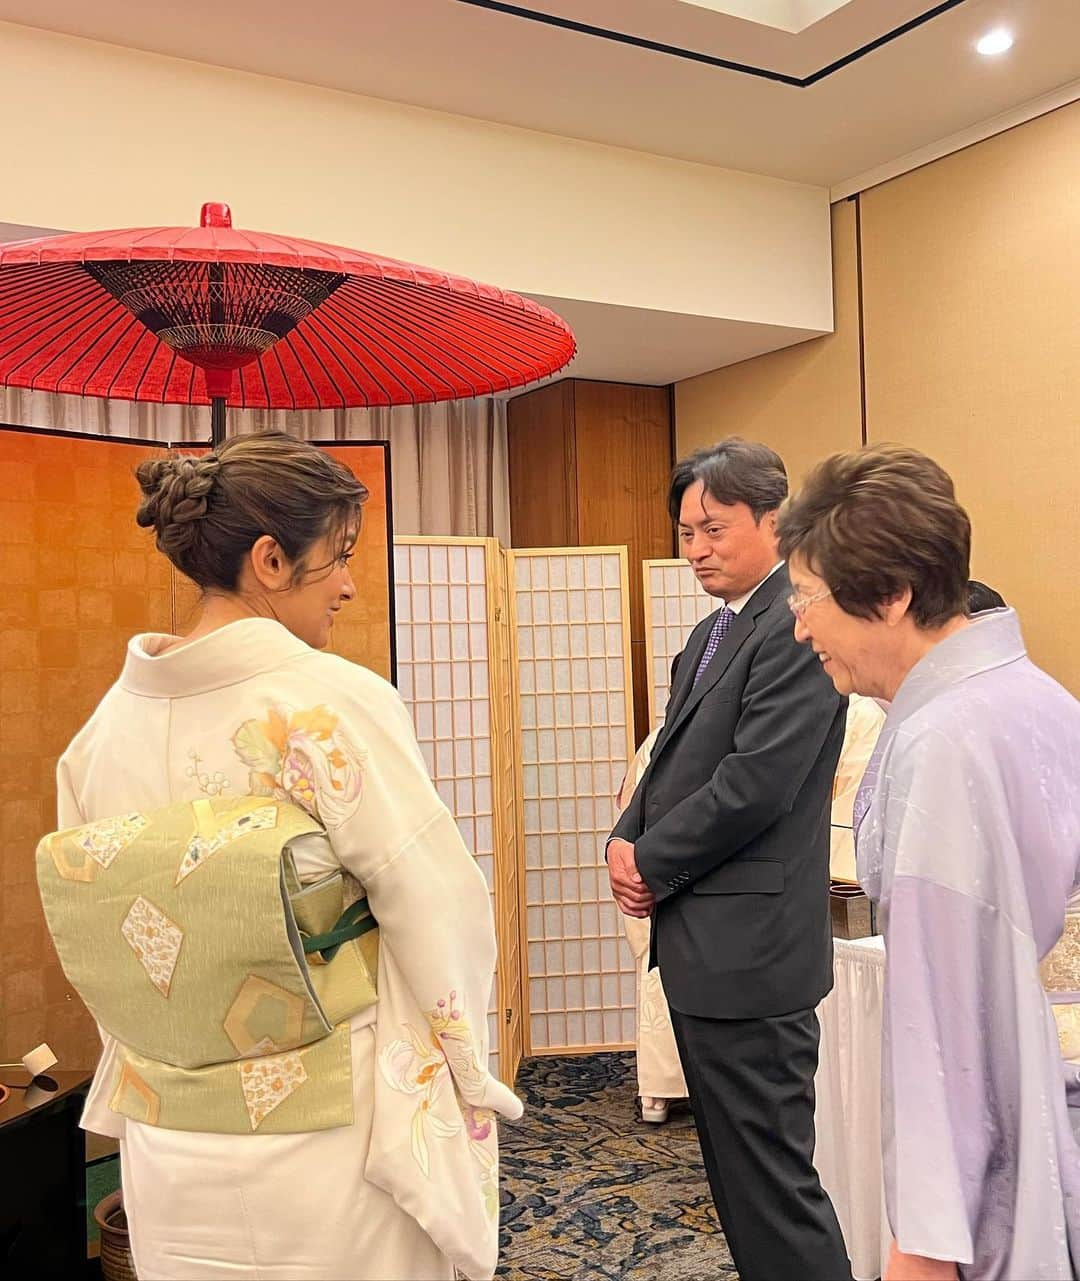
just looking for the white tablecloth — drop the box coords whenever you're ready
[814,935,889,1281]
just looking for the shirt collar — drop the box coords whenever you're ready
[725,561,785,615]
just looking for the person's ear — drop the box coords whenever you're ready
[882,586,913,627]
[248,535,292,591]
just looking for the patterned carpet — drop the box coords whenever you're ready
[84,1052,735,1278]
[496,1052,735,1280]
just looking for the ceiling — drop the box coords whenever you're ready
[0,0,1076,190]
[516,295,821,385]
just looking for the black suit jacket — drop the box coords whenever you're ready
[611,565,846,1019]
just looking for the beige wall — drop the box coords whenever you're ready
[0,21,831,333]
[675,100,1080,694]
[861,102,1080,695]
[675,198,863,486]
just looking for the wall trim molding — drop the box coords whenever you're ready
[830,78,1080,201]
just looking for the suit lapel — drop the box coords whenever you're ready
[662,607,757,742]
[661,612,715,726]
[652,566,792,757]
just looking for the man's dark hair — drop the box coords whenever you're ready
[668,438,788,525]
[967,580,1006,613]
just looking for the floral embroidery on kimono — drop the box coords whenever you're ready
[379,1019,462,1177]
[231,705,365,825]
[463,1104,500,1222]
[639,968,673,1034]
[239,1050,308,1130]
[77,812,149,870]
[377,988,499,1216]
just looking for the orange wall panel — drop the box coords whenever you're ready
[1,428,171,1068]
[319,442,394,683]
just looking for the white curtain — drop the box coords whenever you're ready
[0,388,510,541]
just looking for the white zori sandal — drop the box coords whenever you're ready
[640,1096,670,1123]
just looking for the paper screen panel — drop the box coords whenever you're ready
[393,538,501,1077]
[643,559,715,726]
[513,548,636,1053]
[0,426,172,1068]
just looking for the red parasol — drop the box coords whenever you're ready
[0,202,576,442]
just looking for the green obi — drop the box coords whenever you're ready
[37,796,379,1135]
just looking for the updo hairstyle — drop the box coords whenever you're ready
[135,432,368,591]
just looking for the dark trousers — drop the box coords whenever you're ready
[670,1005,853,1281]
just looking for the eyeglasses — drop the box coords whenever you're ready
[787,588,832,618]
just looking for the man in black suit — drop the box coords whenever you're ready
[608,438,851,1280]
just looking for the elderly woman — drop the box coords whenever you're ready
[777,445,1080,1281]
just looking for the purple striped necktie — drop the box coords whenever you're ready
[693,605,736,686]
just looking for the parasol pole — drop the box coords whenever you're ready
[204,206,231,448]
[209,393,227,447]
[205,367,230,448]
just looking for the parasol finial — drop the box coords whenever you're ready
[200,202,232,229]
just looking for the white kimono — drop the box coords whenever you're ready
[618,730,688,1102]
[57,618,522,1281]
[829,693,885,883]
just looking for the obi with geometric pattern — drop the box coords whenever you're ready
[1041,906,1080,1064]
[36,796,379,1134]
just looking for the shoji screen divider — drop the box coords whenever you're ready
[509,547,637,1056]
[392,537,523,1086]
[642,558,716,727]
[488,542,526,1083]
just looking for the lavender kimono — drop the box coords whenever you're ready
[856,610,1080,1278]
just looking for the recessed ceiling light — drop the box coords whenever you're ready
[976,28,1014,56]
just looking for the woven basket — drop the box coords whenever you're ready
[94,1191,137,1281]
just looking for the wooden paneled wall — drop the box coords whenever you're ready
[507,379,674,742]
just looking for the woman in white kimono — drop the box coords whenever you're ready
[617,727,688,1122]
[54,433,521,1280]
[778,444,1080,1281]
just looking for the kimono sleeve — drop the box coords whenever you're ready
[315,672,521,1120]
[55,754,86,828]
[876,729,1045,1268]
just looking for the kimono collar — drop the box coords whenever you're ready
[853,610,1025,851]
[884,607,1026,730]
[120,618,314,697]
